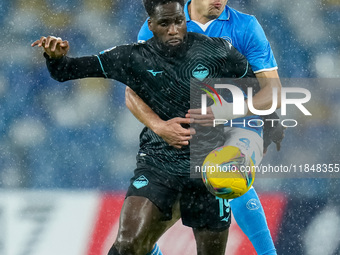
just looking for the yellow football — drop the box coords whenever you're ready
[201,146,255,199]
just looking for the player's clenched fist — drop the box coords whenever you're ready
[31,36,69,59]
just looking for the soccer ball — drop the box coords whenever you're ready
[201,146,255,199]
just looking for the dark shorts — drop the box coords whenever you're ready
[126,163,231,231]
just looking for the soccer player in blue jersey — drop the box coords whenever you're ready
[125,0,282,254]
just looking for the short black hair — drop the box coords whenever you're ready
[143,0,185,17]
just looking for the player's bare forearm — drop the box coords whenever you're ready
[125,87,195,149]
[125,87,164,133]
[32,36,104,82]
[255,70,285,152]
[248,70,282,114]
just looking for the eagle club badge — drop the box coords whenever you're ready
[192,64,209,81]
[133,175,149,189]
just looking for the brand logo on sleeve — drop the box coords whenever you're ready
[147,70,163,76]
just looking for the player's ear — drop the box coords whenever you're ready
[148,18,154,32]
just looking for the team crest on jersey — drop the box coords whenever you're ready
[133,175,149,189]
[192,64,209,81]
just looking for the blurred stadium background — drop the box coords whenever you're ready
[0,0,339,254]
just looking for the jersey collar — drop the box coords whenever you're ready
[184,0,230,22]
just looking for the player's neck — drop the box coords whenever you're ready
[188,2,214,25]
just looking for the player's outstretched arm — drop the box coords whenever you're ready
[32,36,104,82]
[125,87,195,149]
[31,36,69,59]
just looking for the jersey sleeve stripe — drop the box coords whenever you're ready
[96,55,108,78]
[238,61,249,79]
[253,66,278,74]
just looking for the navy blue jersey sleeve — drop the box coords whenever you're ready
[211,37,259,95]
[221,39,255,79]
[44,53,104,82]
[96,45,132,84]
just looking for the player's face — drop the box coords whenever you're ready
[148,2,187,48]
[193,0,228,20]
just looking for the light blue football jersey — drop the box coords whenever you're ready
[138,0,277,73]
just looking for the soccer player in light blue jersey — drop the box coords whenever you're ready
[126,0,282,254]
[138,0,277,73]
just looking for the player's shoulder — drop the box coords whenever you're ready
[102,41,149,52]
[226,5,258,28]
[227,6,256,21]
[188,32,234,53]
[131,41,148,48]
[188,32,209,40]
[98,43,147,60]
[188,32,226,45]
